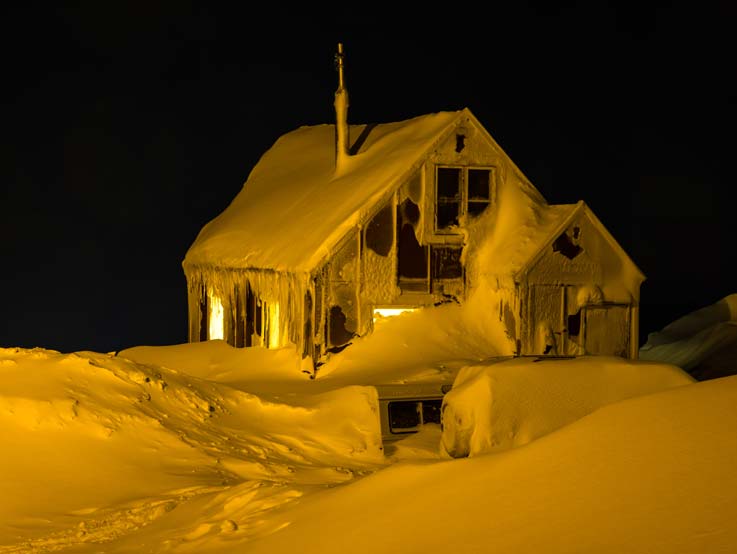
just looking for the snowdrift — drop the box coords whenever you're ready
[243,374,737,554]
[640,293,737,379]
[440,355,694,457]
[0,347,384,550]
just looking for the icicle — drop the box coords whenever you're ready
[184,265,309,349]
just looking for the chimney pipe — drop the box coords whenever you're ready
[334,43,349,169]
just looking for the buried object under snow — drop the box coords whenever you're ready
[440,355,694,458]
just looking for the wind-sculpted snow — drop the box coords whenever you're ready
[440,355,694,458]
[0,347,384,552]
[640,293,737,379]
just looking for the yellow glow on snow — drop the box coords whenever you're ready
[267,303,280,348]
[372,307,417,323]
[208,293,224,340]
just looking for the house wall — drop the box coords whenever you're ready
[521,212,640,358]
[331,118,532,356]
[348,122,509,339]
[326,231,361,350]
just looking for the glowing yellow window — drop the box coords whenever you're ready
[372,306,418,324]
[208,292,224,341]
[265,302,280,348]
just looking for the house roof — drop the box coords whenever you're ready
[468,196,644,299]
[183,110,470,274]
[468,197,578,281]
[513,200,646,282]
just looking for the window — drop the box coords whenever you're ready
[436,167,461,229]
[207,290,224,340]
[467,168,492,216]
[435,166,494,231]
[397,199,429,291]
[388,399,443,434]
[431,246,463,280]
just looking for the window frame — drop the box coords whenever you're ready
[434,165,495,233]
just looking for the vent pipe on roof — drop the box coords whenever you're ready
[334,43,350,170]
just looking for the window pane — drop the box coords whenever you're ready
[398,223,428,278]
[432,247,463,279]
[467,200,490,217]
[422,400,443,424]
[437,167,461,198]
[389,401,421,433]
[437,201,459,228]
[468,169,490,200]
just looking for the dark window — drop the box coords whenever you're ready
[389,399,443,433]
[568,310,581,337]
[397,198,428,286]
[467,169,491,217]
[431,247,463,279]
[398,224,428,279]
[329,305,355,347]
[389,401,421,433]
[455,134,466,153]
[422,400,442,424]
[436,166,495,229]
[553,232,583,259]
[436,167,461,229]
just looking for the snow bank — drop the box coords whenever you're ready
[0,347,384,550]
[640,293,737,377]
[314,300,511,388]
[118,340,309,395]
[243,375,737,554]
[440,355,694,457]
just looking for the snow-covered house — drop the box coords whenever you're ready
[183,46,644,368]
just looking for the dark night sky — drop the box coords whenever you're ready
[3,2,735,354]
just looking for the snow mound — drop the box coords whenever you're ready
[314,300,511,388]
[640,293,737,379]
[242,375,737,554]
[0,347,384,549]
[440,355,694,458]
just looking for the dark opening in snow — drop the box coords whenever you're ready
[398,199,428,282]
[568,310,582,337]
[349,122,377,155]
[400,198,420,226]
[329,305,355,347]
[455,133,466,153]
[388,399,442,433]
[552,232,583,259]
[365,203,393,257]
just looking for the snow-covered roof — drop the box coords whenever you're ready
[184,110,466,274]
[468,198,579,281]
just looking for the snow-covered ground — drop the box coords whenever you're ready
[1,298,736,553]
